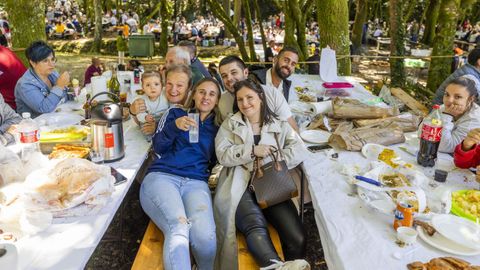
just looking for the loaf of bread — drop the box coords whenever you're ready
[408,257,475,270]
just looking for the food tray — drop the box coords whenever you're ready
[40,141,92,154]
[451,190,480,222]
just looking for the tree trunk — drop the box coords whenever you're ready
[233,0,241,28]
[289,0,313,61]
[422,0,441,45]
[316,0,351,75]
[351,0,369,54]
[243,0,257,61]
[283,0,298,52]
[426,0,461,93]
[253,0,268,58]
[159,0,170,57]
[5,0,46,65]
[207,0,250,61]
[92,0,103,53]
[404,0,418,23]
[389,0,406,87]
[223,0,231,37]
[419,0,430,26]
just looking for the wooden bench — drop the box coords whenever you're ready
[132,221,164,270]
[132,220,283,270]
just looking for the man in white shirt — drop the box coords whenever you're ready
[251,47,299,103]
[218,55,298,131]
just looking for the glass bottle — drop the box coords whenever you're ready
[107,66,121,102]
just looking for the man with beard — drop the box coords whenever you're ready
[218,55,298,131]
[251,47,299,103]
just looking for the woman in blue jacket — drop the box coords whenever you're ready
[140,77,222,270]
[14,41,70,118]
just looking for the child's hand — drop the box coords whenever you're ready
[145,114,154,122]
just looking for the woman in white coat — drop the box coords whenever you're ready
[214,79,310,270]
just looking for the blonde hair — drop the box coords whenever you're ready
[141,71,162,85]
[185,78,223,126]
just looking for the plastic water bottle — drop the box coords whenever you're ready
[18,112,41,160]
[188,113,199,143]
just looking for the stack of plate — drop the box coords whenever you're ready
[300,130,331,145]
[417,214,480,256]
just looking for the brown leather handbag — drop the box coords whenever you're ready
[249,133,298,209]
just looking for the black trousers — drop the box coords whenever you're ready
[235,189,306,267]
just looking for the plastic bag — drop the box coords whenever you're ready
[0,144,24,187]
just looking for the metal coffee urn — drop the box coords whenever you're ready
[89,92,125,162]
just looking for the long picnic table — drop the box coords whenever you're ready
[11,117,150,270]
[289,74,480,269]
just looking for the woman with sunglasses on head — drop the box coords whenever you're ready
[214,79,310,270]
[140,77,222,270]
[15,40,70,118]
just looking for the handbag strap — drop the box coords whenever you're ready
[273,133,286,161]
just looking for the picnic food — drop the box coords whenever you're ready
[378,148,399,168]
[380,173,424,212]
[451,190,480,221]
[413,220,437,236]
[40,126,90,142]
[407,257,479,270]
[31,158,111,209]
[48,144,91,159]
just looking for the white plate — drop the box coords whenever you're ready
[300,130,330,145]
[361,143,388,161]
[417,226,480,256]
[432,214,480,250]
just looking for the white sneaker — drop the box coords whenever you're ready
[260,259,311,270]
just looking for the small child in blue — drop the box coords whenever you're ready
[134,71,169,141]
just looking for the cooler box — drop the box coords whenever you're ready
[128,35,155,58]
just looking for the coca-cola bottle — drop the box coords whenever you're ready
[417,104,443,167]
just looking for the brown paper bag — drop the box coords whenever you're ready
[307,114,351,132]
[329,121,405,151]
[353,113,422,132]
[332,97,399,119]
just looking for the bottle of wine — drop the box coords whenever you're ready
[83,93,91,119]
[107,66,120,102]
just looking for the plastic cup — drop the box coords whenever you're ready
[188,113,199,143]
[90,149,104,164]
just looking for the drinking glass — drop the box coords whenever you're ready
[90,149,104,164]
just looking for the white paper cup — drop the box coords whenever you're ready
[397,227,418,245]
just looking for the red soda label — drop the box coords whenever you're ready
[104,133,114,148]
[20,130,39,143]
[420,124,442,142]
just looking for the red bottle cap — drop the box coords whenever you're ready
[432,104,440,110]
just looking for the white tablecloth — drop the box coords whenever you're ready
[14,118,150,270]
[304,141,480,270]
[289,74,380,105]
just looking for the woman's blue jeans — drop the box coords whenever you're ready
[140,171,216,270]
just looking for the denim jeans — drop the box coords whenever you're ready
[140,171,216,270]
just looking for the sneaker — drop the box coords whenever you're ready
[260,259,311,270]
